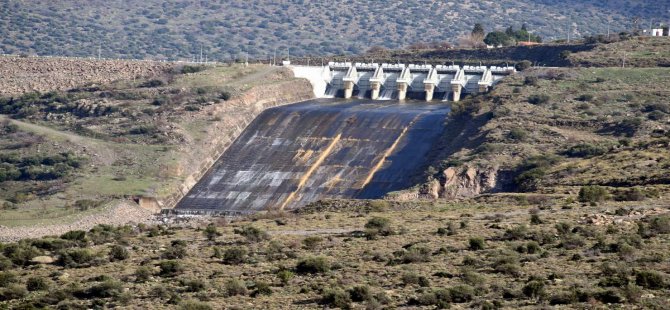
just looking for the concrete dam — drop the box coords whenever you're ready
[175,99,450,214]
[292,62,515,101]
[174,62,513,214]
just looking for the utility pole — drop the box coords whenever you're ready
[607,18,611,39]
[287,47,290,63]
[273,48,277,66]
[97,43,101,60]
[200,45,203,63]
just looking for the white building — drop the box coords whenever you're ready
[651,28,664,36]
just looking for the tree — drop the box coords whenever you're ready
[484,31,513,47]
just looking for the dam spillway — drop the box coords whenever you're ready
[175,99,449,214]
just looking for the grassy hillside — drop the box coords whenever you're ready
[0,63,308,230]
[1,0,667,60]
[0,199,667,309]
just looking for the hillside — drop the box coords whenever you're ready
[1,0,668,60]
[0,60,312,239]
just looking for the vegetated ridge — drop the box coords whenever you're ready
[1,0,668,60]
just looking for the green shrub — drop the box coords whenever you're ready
[234,226,270,243]
[564,143,608,158]
[302,236,323,250]
[26,276,50,291]
[0,284,27,301]
[139,79,165,88]
[88,280,123,298]
[296,256,330,274]
[577,94,594,102]
[109,245,129,261]
[515,60,532,71]
[508,128,528,142]
[276,269,294,285]
[180,65,206,74]
[162,240,187,259]
[528,94,550,105]
[348,285,372,302]
[468,237,485,250]
[635,270,666,290]
[203,224,221,241]
[135,266,153,282]
[401,272,430,287]
[253,281,272,296]
[224,278,247,296]
[158,260,183,277]
[57,248,95,268]
[0,272,17,287]
[2,243,41,266]
[321,288,352,309]
[523,76,538,86]
[219,92,232,101]
[181,279,206,292]
[448,285,475,303]
[60,230,87,241]
[578,185,608,203]
[401,245,432,263]
[222,247,248,264]
[523,280,546,299]
[364,217,392,239]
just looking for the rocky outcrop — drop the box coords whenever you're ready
[436,165,500,199]
[389,165,501,201]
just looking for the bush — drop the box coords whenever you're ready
[162,240,187,259]
[0,284,27,301]
[523,76,538,86]
[222,247,248,264]
[401,272,430,287]
[253,281,272,296]
[528,94,550,105]
[158,260,183,277]
[224,278,247,296]
[577,94,594,102]
[508,128,528,142]
[219,92,231,101]
[2,243,41,266]
[348,285,372,302]
[296,256,330,274]
[0,272,17,287]
[364,217,392,239]
[613,188,645,201]
[401,245,432,263]
[60,230,87,242]
[302,236,323,250]
[181,65,206,74]
[321,288,352,309]
[635,270,666,290]
[139,79,165,88]
[234,226,270,243]
[181,279,207,292]
[57,248,95,268]
[468,237,485,250]
[203,224,221,241]
[448,285,475,303]
[135,266,153,282]
[515,60,532,71]
[564,143,608,158]
[26,276,50,291]
[578,185,608,203]
[523,280,546,299]
[109,245,129,261]
[276,269,294,285]
[87,280,123,298]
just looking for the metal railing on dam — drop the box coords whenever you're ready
[291,62,515,102]
[174,99,450,214]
